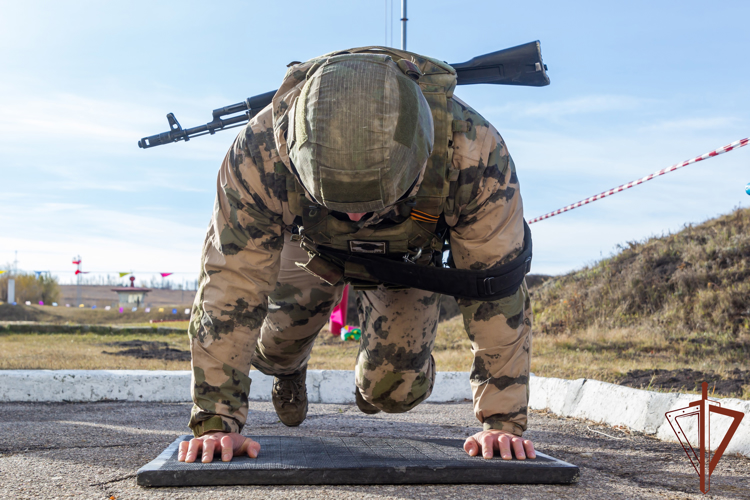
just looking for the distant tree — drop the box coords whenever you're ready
[0,272,60,304]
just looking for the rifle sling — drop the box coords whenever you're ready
[316,221,532,301]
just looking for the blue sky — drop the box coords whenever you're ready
[1,0,748,285]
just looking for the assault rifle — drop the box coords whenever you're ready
[138,41,549,149]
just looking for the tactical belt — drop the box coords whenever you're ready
[308,221,532,301]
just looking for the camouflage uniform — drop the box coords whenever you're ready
[188,57,532,439]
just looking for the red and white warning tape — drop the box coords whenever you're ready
[528,137,750,225]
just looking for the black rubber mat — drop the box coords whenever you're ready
[137,435,579,486]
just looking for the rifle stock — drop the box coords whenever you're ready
[452,41,549,87]
[138,41,549,149]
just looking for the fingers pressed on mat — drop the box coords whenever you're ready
[497,434,512,460]
[221,435,234,462]
[245,438,260,458]
[463,437,479,456]
[202,438,216,463]
[186,438,202,463]
[178,441,188,462]
[481,433,495,459]
[511,436,526,460]
[524,439,537,459]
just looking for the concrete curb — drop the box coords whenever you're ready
[0,370,192,402]
[0,370,746,456]
[0,322,184,335]
[0,370,463,405]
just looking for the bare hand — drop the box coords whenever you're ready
[178,431,261,463]
[463,429,536,460]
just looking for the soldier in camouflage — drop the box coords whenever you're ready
[178,48,535,465]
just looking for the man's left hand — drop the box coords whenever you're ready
[463,429,536,460]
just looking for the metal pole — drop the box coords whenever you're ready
[75,255,81,307]
[7,279,15,304]
[400,0,407,51]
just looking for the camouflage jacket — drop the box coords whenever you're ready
[188,89,531,437]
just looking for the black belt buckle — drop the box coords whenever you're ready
[482,277,494,296]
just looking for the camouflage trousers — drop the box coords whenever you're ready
[251,231,439,412]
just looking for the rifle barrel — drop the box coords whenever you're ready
[138,90,276,148]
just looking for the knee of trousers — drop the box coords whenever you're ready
[251,337,313,377]
[356,356,436,413]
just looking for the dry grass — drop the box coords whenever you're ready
[0,319,474,372]
[3,310,747,400]
[0,332,192,371]
[532,324,749,389]
[124,321,191,329]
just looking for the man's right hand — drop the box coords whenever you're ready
[178,431,261,463]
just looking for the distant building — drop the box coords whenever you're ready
[111,276,151,308]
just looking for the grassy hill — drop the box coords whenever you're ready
[529,207,750,397]
[534,207,750,337]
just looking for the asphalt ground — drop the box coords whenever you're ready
[0,401,748,499]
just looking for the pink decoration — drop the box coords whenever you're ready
[329,285,349,336]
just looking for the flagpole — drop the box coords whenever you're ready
[75,255,81,307]
[400,0,407,51]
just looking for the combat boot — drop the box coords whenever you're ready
[355,386,381,415]
[272,370,308,426]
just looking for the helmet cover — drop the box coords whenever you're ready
[288,53,434,213]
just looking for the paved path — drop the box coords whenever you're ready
[0,401,748,499]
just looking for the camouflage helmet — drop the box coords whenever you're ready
[287,53,434,213]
